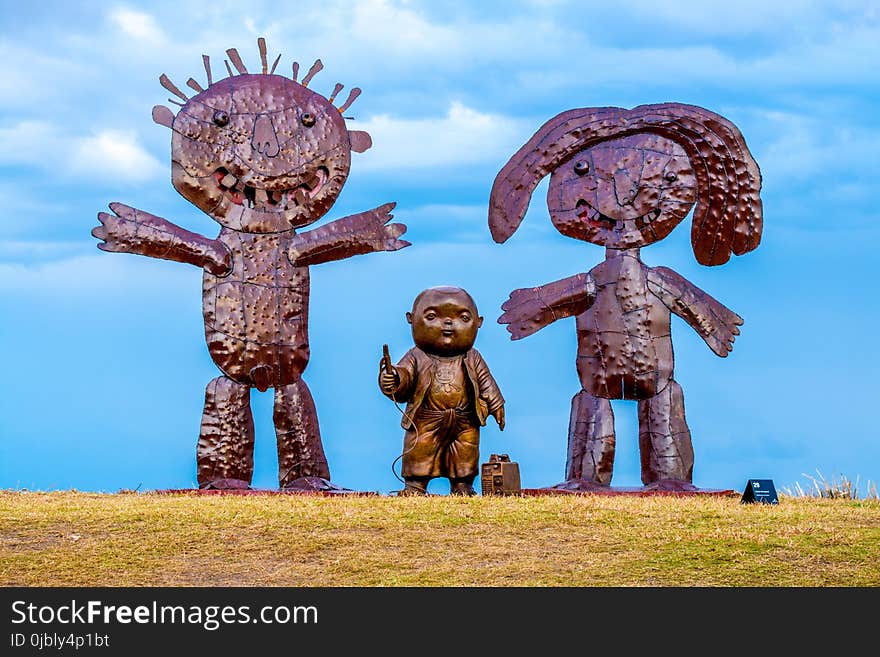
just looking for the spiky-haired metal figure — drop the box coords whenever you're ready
[92,39,409,490]
[489,103,762,490]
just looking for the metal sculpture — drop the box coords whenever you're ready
[379,287,505,495]
[489,103,762,490]
[92,39,409,490]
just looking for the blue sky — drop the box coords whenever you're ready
[1,0,878,494]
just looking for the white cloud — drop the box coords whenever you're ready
[347,0,459,57]
[753,110,880,184]
[72,130,163,181]
[619,0,848,36]
[0,121,162,183]
[356,102,529,170]
[108,7,166,43]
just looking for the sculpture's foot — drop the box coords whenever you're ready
[642,479,698,492]
[201,478,251,491]
[394,487,429,497]
[282,476,354,494]
[545,478,611,492]
[450,483,476,496]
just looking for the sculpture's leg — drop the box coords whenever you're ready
[565,389,615,485]
[197,376,254,489]
[638,379,694,485]
[274,378,330,487]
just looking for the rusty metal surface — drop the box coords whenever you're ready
[379,288,505,496]
[92,39,409,490]
[491,103,761,489]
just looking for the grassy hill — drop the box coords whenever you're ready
[1,491,878,586]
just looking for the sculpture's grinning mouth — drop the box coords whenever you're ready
[212,167,329,210]
[575,199,661,230]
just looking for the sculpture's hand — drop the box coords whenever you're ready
[93,202,231,275]
[704,308,743,358]
[499,288,547,339]
[493,405,506,431]
[358,202,410,252]
[379,365,400,395]
[379,344,401,395]
[92,202,141,254]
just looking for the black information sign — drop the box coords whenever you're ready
[741,479,778,504]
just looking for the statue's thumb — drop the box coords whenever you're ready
[381,344,393,371]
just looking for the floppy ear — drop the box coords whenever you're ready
[152,105,175,129]
[349,130,372,153]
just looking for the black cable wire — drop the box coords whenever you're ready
[381,361,420,488]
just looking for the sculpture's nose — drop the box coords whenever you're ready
[251,114,280,157]
[613,169,639,206]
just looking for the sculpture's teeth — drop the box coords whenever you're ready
[221,173,238,188]
[308,168,328,199]
[254,189,269,205]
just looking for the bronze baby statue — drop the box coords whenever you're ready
[379,287,505,495]
[92,39,409,490]
[489,103,762,490]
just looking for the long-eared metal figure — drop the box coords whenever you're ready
[488,103,762,490]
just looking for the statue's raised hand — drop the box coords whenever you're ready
[92,202,231,275]
[288,202,410,266]
[342,202,409,252]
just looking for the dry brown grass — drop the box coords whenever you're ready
[783,470,879,500]
[1,491,878,586]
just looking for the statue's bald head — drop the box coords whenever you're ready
[407,286,482,356]
[411,286,478,315]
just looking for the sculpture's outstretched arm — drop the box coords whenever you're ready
[288,202,410,267]
[498,272,597,340]
[92,202,232,276]
[647,266,743,357]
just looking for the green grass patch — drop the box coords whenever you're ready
[1,492,878,586]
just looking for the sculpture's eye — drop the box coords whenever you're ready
[574,161,590,176]
[212,110,230,127]
[301,112,316,128]
[665,171,677,182]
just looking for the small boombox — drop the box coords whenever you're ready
[481,453,521,496]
